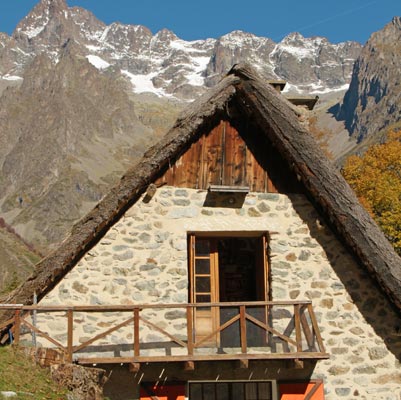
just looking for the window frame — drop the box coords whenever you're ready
[187,380,278,400]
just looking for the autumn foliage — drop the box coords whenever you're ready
[342,129,401,255]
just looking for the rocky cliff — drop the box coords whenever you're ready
[337,17,401,142]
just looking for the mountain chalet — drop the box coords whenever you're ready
[1,64,401,400]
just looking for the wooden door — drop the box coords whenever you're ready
[189,235,220,346]
[189,234,270,347]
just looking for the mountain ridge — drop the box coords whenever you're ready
[0,0,362,102]
[337,16,401,142]
[2,0,398,264]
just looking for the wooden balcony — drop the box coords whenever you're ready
[0,301,328,365]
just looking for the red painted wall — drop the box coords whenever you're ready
[140,384,186,400]
[279,382,324,399]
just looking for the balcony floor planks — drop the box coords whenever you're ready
[77,352,329,365]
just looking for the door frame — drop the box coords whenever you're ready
[188,232,270,345]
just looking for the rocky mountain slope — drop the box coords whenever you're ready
[337,17,401,142]
[0,219,40,294]
[0,38,154,252]
[0,0,363,258]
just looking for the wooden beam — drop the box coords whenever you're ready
[240,305,247,354]
[305,380,323,400]
[67,309,73,363]
[76,352,329,365]
[238,359,249,369]
[308,304,326,353]
[186,306,194,356]
[134,309,140,357]
[294,304,302,353]
[142,184,157,203]
[13,310,20,345]
[184,361,195,371]
[294,359,304,369]
[129,363,140,373]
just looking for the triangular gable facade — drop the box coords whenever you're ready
[2,64,401,400]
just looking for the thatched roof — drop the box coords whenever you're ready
[2,64,401,315]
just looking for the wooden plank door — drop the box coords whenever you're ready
[189,235,220,346]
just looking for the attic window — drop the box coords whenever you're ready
[208,185,249,193]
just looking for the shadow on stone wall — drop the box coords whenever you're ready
[291,194,401,362]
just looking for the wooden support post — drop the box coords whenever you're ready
[186,306,193,356]
[129,363,140,373]
[67,309,73,363]
[14,310,21,345]
[238,359,249,369]
[184,361,195,371]
[240,305,247,354]
[294,304,302,353]
[134,308,140,357]
[308,304,326,353]
[294,359,304,369]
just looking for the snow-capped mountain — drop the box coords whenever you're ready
[0,0,365,257]
[0,0,361,101]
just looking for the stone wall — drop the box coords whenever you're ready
[30,186,401,399]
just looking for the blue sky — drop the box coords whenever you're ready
[1,0,400,44]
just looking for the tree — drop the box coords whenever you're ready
[342,129,401,255]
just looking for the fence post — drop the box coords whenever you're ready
[134,308,140,357]
[67,309,73,363]
[240,305,247,354]
[14,309,21,345]
[187,306,193,356]
[294,304,302,353]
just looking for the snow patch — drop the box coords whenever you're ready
[121,70,166,97]
[86,55,110,70]
[310,83,349,94]
[1,75,23,81]
[21,24,47,39]
[122,70,173,98]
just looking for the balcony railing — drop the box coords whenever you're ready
[0,301,328,365]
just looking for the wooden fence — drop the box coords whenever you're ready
[0,301,328,365]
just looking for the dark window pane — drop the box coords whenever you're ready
[195,240,210,256]
[232,383,244,399]
[195,258,210,274]
[196,294,211,303]
[203,383,216,400]
[196,277,210,292]
[216,383,229,400]
[190,383,202,400]
[258,382,272,399]
[245,382,258,400]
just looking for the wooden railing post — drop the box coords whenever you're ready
[307,303,326,353]
[14,309,21,345]
[187,306,194,356]
[240,305,247,354]
[0,300,328,365]
[134,308,140,357]
[67,309,73,363]
[294,304,302,353]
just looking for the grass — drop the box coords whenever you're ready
[0,346,68,400]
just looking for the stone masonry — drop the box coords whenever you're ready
[29,187,401,399]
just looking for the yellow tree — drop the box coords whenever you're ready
[342,130,401,255]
